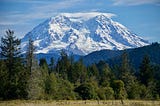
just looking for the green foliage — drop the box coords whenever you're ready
[27,62,45,100]
[127,81,142,99]
[97,88,106,100]
[104,87,114,99]
[0,60,8,100]
[68,58,88,84]
[87,64,99,79]
[49,57,55,74]
[26,37,35,75]
[42,72,76,100]
[118,52,143,99]
[56,78,76,100]
[139,55,153,86]
[56,50,71,79]
[39,58,48,68]
[97,87,114,100]
[0,30,159,100]
[96,61,113,86]
[75,83,98,100]
[112,80,127,99]
[0,30,28,99]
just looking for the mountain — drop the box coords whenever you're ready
[21,12,149,55]
[83,43,160,68]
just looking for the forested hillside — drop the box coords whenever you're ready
[0,30,160,100]
[83,43,160,68]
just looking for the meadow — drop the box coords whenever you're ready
[0,100,160,106]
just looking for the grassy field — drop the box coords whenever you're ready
[0,100,160,106]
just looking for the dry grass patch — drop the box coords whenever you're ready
[0,100,160,106]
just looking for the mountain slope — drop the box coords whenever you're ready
[83,43,160,68]
[21,12,149,55]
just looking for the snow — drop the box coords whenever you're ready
[59,12,116,22]
[21,12,150,56]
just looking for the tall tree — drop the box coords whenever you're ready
[26,38,45,99]
[87,64,99,79]
[0,29,27,99]
[112,80,127,100]
[97,61,113,87]
[26,37,35,75]
[119,52,132,80]
[139,55,153,86]
[118,52,140,99]
[139,55,157,99]
[49,57,55,74]
[27,62,45,99]
[39,58,48,68]
[1,30,21,78]
[0,60,8,99]
[56,50,71,79]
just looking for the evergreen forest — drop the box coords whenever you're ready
[0,30,160,100]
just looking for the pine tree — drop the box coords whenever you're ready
[47,73,58,99]
[139,55,157,99]
[101,64,113,87]
[1,30,21,79]
[26,37,45,99]
[39,58,48,67]
[112,80,127,100]
[0,29,27,99]
[49,57,55,74]
[27,61,45,99]
[97,61,113,87]
[26,37,35,75]
[119,52,133,81]
[139,55,153,86]
[118,52,141,99]
[0,60,8,99]
[87,64,99,80]
[56,50,71,79]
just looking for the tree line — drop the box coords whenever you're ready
[0,30,160,100]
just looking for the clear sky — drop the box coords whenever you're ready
[0,0,160,42]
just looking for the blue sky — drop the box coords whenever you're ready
[0,0,160,42]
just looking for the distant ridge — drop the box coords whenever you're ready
[83,43,160,68]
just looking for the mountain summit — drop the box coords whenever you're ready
[21,12,149,55]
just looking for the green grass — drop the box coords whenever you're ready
[0,100,160,106]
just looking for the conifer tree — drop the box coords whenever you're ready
[26,37,35,75]
[0,60,8,99]
[112,80,127,100]
[119,52,132,81]
[118,52,141,99]
[88,64,99,80]
[139,55,156,99]
[139,55,153,86]
[97,61,113,87]
[49,57,55,74]
[1,30,21,78]
[0,29,27,99]
[56,50,71,79]
[26,39,45,99]
[27,61,45,99]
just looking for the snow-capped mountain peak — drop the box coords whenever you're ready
[21,12,149,55]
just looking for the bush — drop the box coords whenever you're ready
[55,78,76,100]
[97,87,114,100]
[75,83,98,100]
[112,80,127,99]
